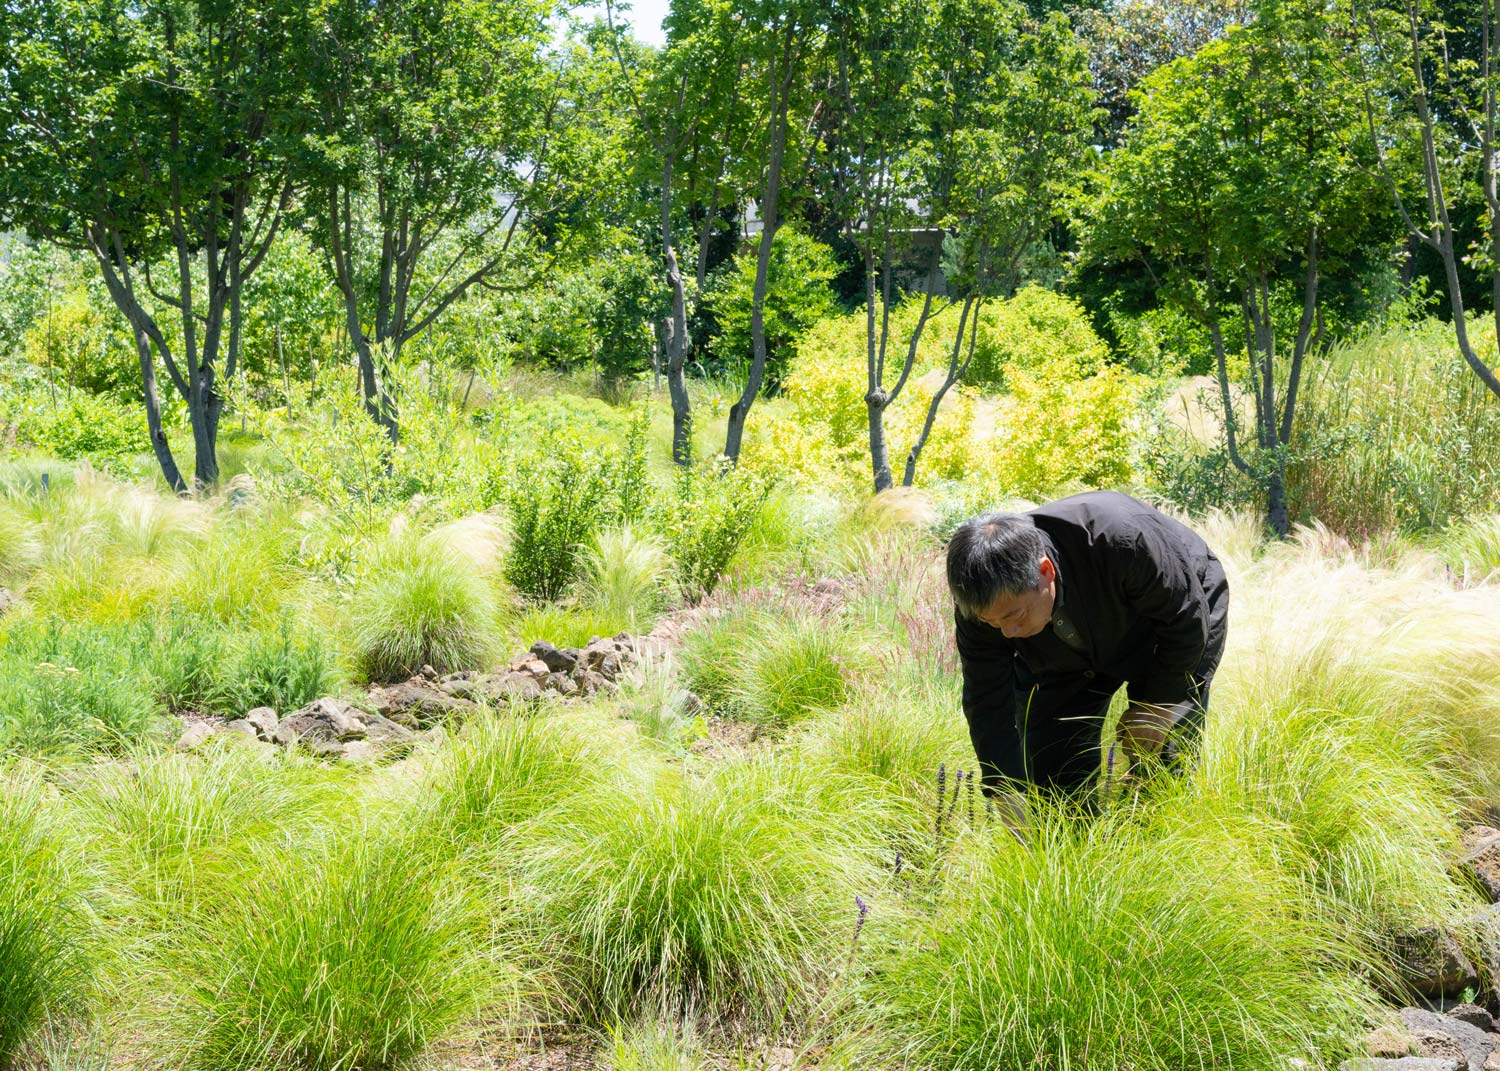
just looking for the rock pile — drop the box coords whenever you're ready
[1348,827,1500,1071]
[174,633,640,762]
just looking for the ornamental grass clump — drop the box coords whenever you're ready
[861,803,1376,1071]
[733,615,872,727]
[350,533,499,683]
[169,825,513,1071]
[64,747,351,923]
[0,769,96,1067]
[419,708,622,856]
[582,525,671,630]
[520,757,886,1028]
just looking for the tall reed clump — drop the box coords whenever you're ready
[349,532,500,683]
[1287,319,1500,535]
[0,768,96,1065]
[519,758,885,1028]
[860,803,1377,1071]
[167,826,514,1071]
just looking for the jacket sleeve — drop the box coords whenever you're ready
[954,607,1023,794]
[1111,522,1209,707]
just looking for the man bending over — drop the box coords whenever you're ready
[947,490,1229,801]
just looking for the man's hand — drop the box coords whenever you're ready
[1116,701,1175,772]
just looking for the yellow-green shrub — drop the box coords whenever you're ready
[967,284,1110,387]
[981,362,1144,499]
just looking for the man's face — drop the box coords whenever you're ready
[975,557,1057,639]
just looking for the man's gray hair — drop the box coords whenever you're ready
[946,512,1045,620]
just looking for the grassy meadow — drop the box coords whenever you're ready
[1,301,1499,1070]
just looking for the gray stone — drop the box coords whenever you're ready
[275,697,370,757]
[476,672,544,704]
[1472,904,1500,1011]
[1393,925,1480,998]
[0,588,17,617]
[530,641,579,674]
[222,719,259,738]
[1400,1007,1497,1071]
[1441,1003,1497,1033]
[1339,1061,1461,1071]
[356,711,417,752]
[677,691,706,718]
[340,740,378,763]
[1366,1024,1417,1058]
[244,707,278,738]
[366,678,475,728]
[546,672,578,696]
[1462,827,1500,904]
[175,721,214,751]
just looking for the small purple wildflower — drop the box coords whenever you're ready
[892,851,903,878]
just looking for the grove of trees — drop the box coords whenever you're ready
[2,0,1499,532]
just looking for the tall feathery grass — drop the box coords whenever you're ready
[582,525,672,631]
[0,767,96,1066]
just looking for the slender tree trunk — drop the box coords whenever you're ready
[136,326,186,494]
[903,295,979,486]
[724,29,797,463]
[661,158,693,467]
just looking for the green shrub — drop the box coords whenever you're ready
[863,805,1374,1071]
[653,463,772,603]
[704,226,840,389]
[503,438,611,602]
[171,827,507,1070]
[520,758,883,1026]
[980,361,1144,500]
[0,770,94,1066]
[216,617,340,715]
[1,389,156,478]
[0,619,161,754]
[350,535,499,683]
[148,614,228,712]
[965,284,1110,389]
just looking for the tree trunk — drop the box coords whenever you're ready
[136,326,186,495]
[724,29,796,464]
[903,296,978,486]
[661,160,693,467]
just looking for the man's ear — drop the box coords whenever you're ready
[1038,556,1056,583]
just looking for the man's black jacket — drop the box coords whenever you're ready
[954,491,1229,787]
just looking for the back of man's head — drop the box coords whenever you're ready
[946,512,1044,620]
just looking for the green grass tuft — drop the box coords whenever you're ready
[170,826,511,1071]
[862,803,1377,1071]
[520,758,884,1028]
[0,768,95,1066]
[350,535,500,683]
